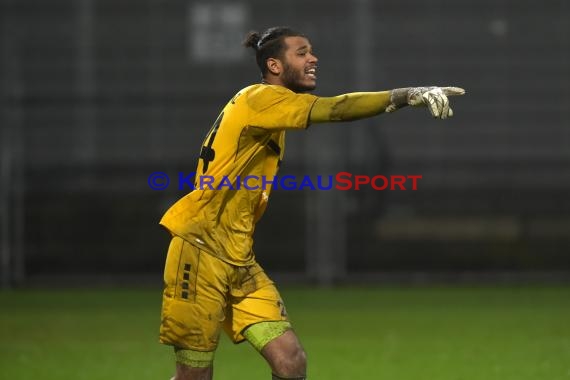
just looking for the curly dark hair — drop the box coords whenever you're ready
[243,26,306,76]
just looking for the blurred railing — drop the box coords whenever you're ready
[1,0,569,287]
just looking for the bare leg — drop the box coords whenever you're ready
[172,363,213,380]
[260,330,307,379]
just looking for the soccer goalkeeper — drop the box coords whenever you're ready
[159,26,465,380]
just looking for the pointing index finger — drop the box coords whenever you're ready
[441,87,466,96]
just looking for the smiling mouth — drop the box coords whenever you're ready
[305,67,317,80]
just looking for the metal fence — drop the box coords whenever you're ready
[1,0,570,287]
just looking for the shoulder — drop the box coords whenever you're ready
[246,84,317,104]
[226,84,283,105]
[245,83,288,97]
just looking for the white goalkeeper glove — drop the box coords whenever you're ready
[386,86,465,119]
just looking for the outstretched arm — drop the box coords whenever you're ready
[309,86,465,124]
[309,91,392,123]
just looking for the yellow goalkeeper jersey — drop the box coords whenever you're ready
[160,84,318,266]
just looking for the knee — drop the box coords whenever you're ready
[293,345,307,368]
[254,326,307,378]
[273,343,307,377]
[288,343,307,368]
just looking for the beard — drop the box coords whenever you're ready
[281,62,316,93]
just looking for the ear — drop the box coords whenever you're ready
[266,58,282,76]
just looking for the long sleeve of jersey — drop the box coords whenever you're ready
[309,91,393,124]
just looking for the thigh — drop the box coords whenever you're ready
[159,236,230,352]
[224,264,289,344]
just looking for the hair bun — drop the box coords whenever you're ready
[243,31,261,50]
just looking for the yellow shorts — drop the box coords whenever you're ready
[159,236,288,351]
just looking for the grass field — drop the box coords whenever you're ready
[1,286,569,380]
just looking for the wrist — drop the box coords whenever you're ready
[389,88,411,108]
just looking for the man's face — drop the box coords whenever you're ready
[279,36,318,93]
